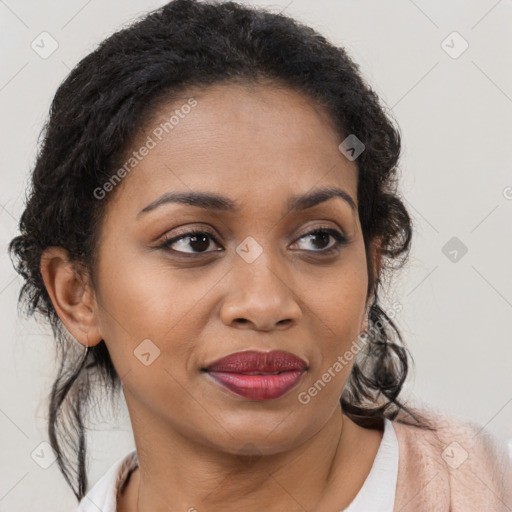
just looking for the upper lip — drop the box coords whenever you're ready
[204,350,308,373]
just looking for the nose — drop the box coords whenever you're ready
[219,255,302,331]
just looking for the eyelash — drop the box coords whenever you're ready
[156,226,348,257]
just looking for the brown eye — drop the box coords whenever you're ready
[292,228,348,253]
[158,229,222,254]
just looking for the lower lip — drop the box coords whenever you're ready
[207,370,306,400]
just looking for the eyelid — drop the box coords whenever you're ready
[293,222,345,240]
[157,227,221,251]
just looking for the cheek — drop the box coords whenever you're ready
[93,245,215,370]
[93,256,202,413]
[304,252,368,380]
[308,254,368,337]
[299,286,366,409]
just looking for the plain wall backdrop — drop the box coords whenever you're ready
[1,0,511,510]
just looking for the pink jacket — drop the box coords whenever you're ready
[392,408,512,511]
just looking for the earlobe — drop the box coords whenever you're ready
[40,247,103,347]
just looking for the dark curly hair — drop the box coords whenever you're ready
[8,0,437,502]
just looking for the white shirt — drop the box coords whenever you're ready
[76,418,398,512]
[343,417,399,511]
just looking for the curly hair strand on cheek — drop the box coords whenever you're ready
[8,0,435,502]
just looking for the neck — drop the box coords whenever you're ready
[122,404,370,512]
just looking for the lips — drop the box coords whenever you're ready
[205,350,308,373]
[204,350,308,401]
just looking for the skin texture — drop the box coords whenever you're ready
[41,82,384,512]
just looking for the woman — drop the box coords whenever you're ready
[8,0,512,510]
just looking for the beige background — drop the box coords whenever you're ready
[1,0,511,510]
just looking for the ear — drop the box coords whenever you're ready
[371,240,383,288]
[40,247,103,347]
[361,238,383,333]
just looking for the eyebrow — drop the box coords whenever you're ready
[136,186,357,219]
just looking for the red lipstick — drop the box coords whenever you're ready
[204,350,308,400]
[204,350,307,401]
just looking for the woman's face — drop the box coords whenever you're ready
[91,82,374,455]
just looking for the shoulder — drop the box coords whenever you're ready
[390,406,512,511]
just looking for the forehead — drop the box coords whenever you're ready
[108,82,358,218]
